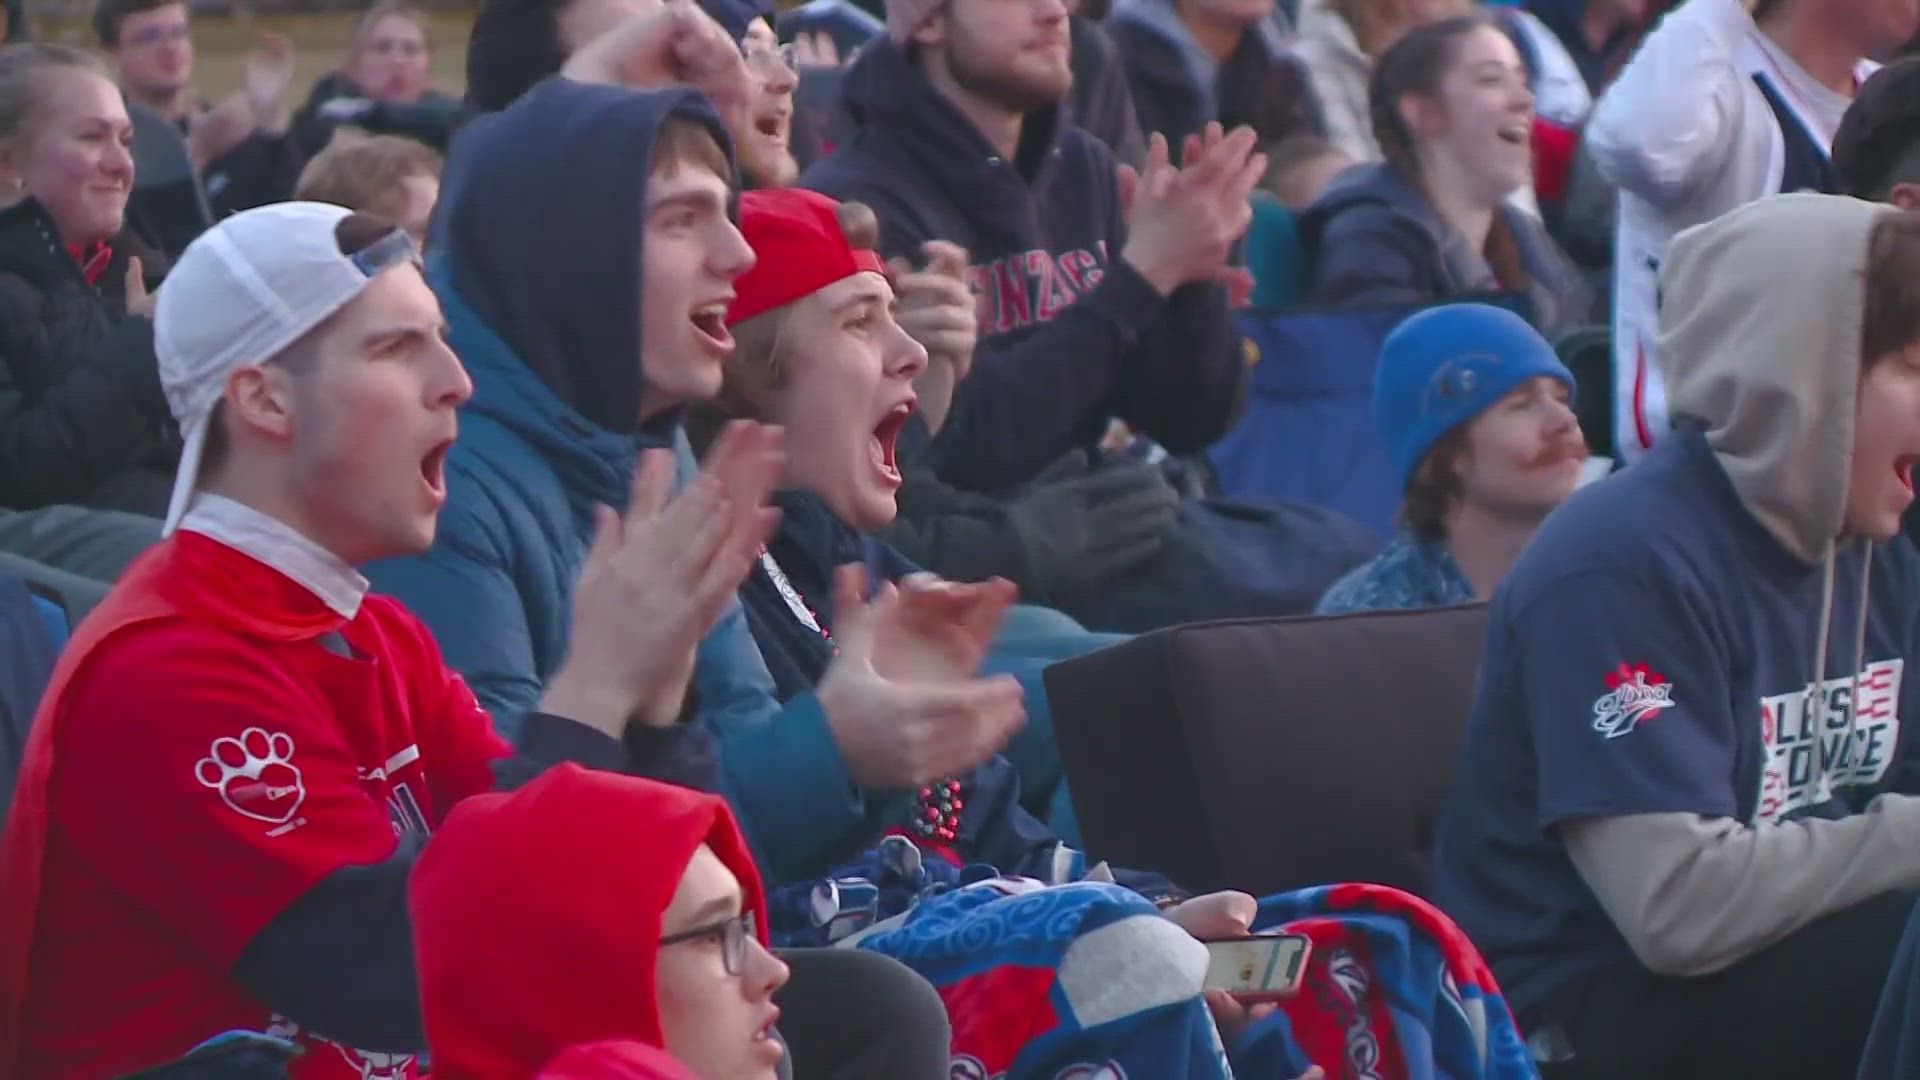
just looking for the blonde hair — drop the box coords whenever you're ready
[0,44,108,151]
[295,131,443,215]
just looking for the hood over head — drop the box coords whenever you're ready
[1657,192,1899,565]
[413,763,768,1080]
[435,77,737,436]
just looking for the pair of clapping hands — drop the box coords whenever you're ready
[539,422,1027,792]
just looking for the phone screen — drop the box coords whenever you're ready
[1201,934,1311,999]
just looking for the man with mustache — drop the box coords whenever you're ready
[1316,302,1585,614]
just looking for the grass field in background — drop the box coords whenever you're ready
[29,10,476,99]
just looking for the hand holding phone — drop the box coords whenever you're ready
[1200,933,1311,1003]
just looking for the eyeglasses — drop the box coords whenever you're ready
[741,40,799,72]
[660,910,759,976]
[126,22,190,48]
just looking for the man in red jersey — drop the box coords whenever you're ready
[0,199,785,1079]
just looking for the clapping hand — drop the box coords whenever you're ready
[123,257,154,318]
[791,30,842,68]
[1120,124,1267,296]
[817,566,1025,789]
[244,31,296,135]
[541,421,784,736]
[889,240,977,379]
[187,96,253,171]
[562,0,753,139]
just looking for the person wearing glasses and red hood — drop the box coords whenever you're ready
[413,763,787,1080]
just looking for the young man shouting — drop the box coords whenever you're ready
[0,201,781,1079]
[1433,193,1920,1077]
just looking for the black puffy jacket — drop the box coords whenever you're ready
[0,198,178,515]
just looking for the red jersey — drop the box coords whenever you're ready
[0,531,511,1079]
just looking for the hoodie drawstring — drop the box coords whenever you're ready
[1837,539,1875,798]
[1805,538,1875,806]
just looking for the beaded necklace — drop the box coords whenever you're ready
[758,546,964,845]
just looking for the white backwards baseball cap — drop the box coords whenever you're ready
[155,201,420,535]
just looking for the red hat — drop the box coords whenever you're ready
[728,188,888,327]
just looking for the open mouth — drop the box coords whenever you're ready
[752,1010,784,1063]
[1897,454,1918,495]
[420,438,452,499]
[1496,121,1530,146]
[691,300,735,355]
[869,400,915,485]
[754,112,789,143]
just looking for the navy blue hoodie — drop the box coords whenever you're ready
[1431,196,1920,1016]
[801,42,1245,494]
[368,80,890,885]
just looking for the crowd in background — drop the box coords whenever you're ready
[4,0,1920,1075]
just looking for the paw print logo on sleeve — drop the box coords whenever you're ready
[196,728,307,833]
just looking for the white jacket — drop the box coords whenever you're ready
[1586,0,1869,461]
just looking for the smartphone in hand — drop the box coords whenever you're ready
[1200,933,1312,1003]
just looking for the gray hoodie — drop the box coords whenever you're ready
[1566,193,1920,979]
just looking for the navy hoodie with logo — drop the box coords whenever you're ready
[801,42,1245,494]
[1431,196,1920,1019]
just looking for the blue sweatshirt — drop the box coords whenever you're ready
[364,78,871,884]
[800,42,1245,494]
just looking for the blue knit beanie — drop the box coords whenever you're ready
[1374,303,1575,490]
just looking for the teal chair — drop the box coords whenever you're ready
[1246,194,1310,309]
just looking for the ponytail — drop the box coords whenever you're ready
[1369,14,1530,293]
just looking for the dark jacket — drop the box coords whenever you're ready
[124,103,212,261]
[198,123,303,220]
[1299,162,1598,339]
[1070,13,1148,169]
[1525,0,1642,93]
[1105,0,1323,154]
[0,198,177,514]
[801,41,1244,494]
[743,489,919,702]
[292,72,463,157]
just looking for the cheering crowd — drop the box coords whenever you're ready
[5,0,1920,1074]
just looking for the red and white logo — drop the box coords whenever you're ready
[1592,663,1675,740]
[196,728,306,831]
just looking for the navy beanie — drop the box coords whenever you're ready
[1374,303,1575,489]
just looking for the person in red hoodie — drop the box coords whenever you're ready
[413,762,792,1080]
[540,1043,701,1080]
[0,198,788,1079]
